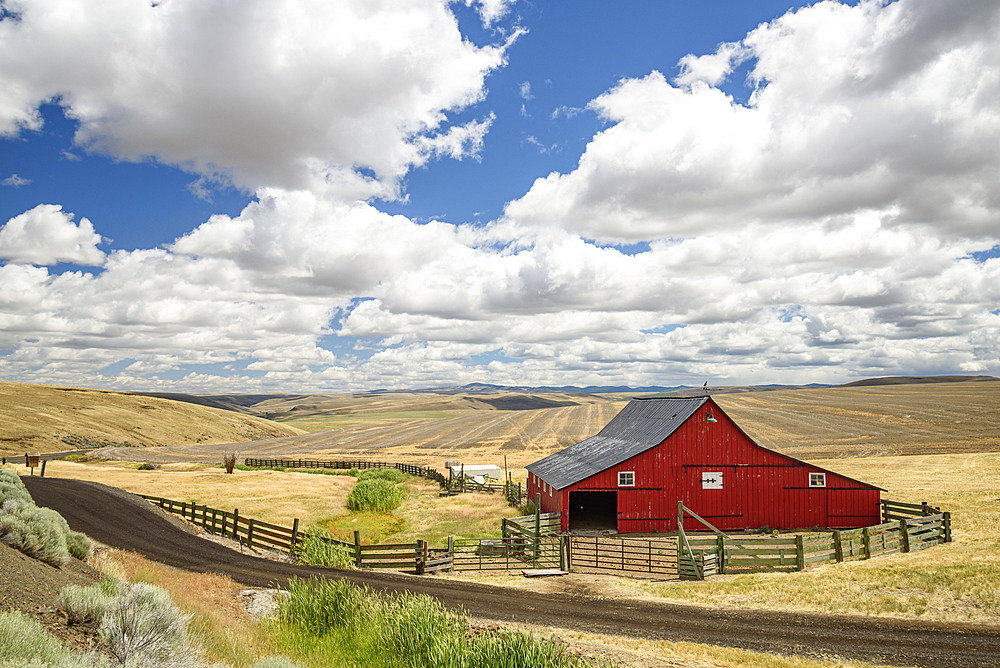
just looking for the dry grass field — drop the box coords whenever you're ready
[0,381,304,457]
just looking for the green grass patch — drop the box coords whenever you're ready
[270,577,607,668]
[346,478,405,513]
[296,534,355,569]
[357,468,406,483]
[316,514,406,544]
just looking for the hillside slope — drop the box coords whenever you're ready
[0,382,305,456]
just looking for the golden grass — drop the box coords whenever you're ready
[0,381,303,457]
[37,459,356,528]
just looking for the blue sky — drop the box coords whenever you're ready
[1,0,998,393]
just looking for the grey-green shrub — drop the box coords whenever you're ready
[296,534,354,570]
[357,468,405,484]
[0,501,71,566]
[0,611,105,668]
[98,582,195,668]
[57,583,116,625]
[346,478,404,513]
[0,469,32,505]
[0,472,91,566]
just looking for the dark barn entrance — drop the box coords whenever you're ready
[568,491,617,531]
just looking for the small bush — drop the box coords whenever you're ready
[58,584,116,625]
[98,582,195,668]
[0,611,104,668]
[357,468,405,484]
[0,501,71,567]
[296,534,354,570]
[136,462,160,471]
[0,469,32,505]
[346,478,405,513]
[223,450,238,475]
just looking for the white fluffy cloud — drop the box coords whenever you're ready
[502,0,1000,243]
[0,204,105,265]
[0,0,998,392]
[0,0,513,198]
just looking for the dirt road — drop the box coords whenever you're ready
[24,476,1000,668]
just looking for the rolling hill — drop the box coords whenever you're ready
[0,382,305,456]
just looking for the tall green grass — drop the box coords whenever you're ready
[296,534,355,569]
[271,577,608,668]
[346,478,405,512]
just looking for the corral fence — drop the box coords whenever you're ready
[564,498,950,580]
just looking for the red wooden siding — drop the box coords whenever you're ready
[530,398,880,533]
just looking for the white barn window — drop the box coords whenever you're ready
[809,472,827,488]
[618,471,635,487]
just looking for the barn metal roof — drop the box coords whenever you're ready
[526,397,709,490]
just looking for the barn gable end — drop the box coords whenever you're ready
[526,397,882,534]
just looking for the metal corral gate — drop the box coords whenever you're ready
[452,535,565,571]
[568,535,679,576]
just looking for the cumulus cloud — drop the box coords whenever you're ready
[502,0,1000,243]
[0,0,514,198]
[0,0,998,393]
[0,204,105,266]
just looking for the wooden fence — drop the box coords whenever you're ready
[560,498,949,578]
[569,536,678,576]
[243,457,448,487]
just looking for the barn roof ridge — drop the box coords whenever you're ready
[526,396,710,490]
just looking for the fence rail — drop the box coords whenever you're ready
[243,457,448,487]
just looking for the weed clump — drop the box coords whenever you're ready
[296,534,355,570]
[346,478,405,513]
[137,462,161,471]
[222,450,238,474]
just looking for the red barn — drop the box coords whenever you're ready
[526,397,881,534]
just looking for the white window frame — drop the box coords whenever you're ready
[618,471,635,487]
[809,472,827,488]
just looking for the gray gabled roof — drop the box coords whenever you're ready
[526,397,708,490]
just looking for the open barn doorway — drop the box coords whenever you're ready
[568,491,617,531]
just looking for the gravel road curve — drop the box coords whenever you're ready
[24,476,1000,668]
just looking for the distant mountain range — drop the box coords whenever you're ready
[132,375,998,415]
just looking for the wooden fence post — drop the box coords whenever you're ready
[416,540,425,575]
[233,509,239,541]
[921,501,931,516]
[716,535,726,574]
[899,519,910,552]
[943,512,952,543]
[354,530,362,568]
[247,519,255,550]
[291,518,300,553]
[795,535,805,571]
[862,526,871,560]
[833,531,843,562]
